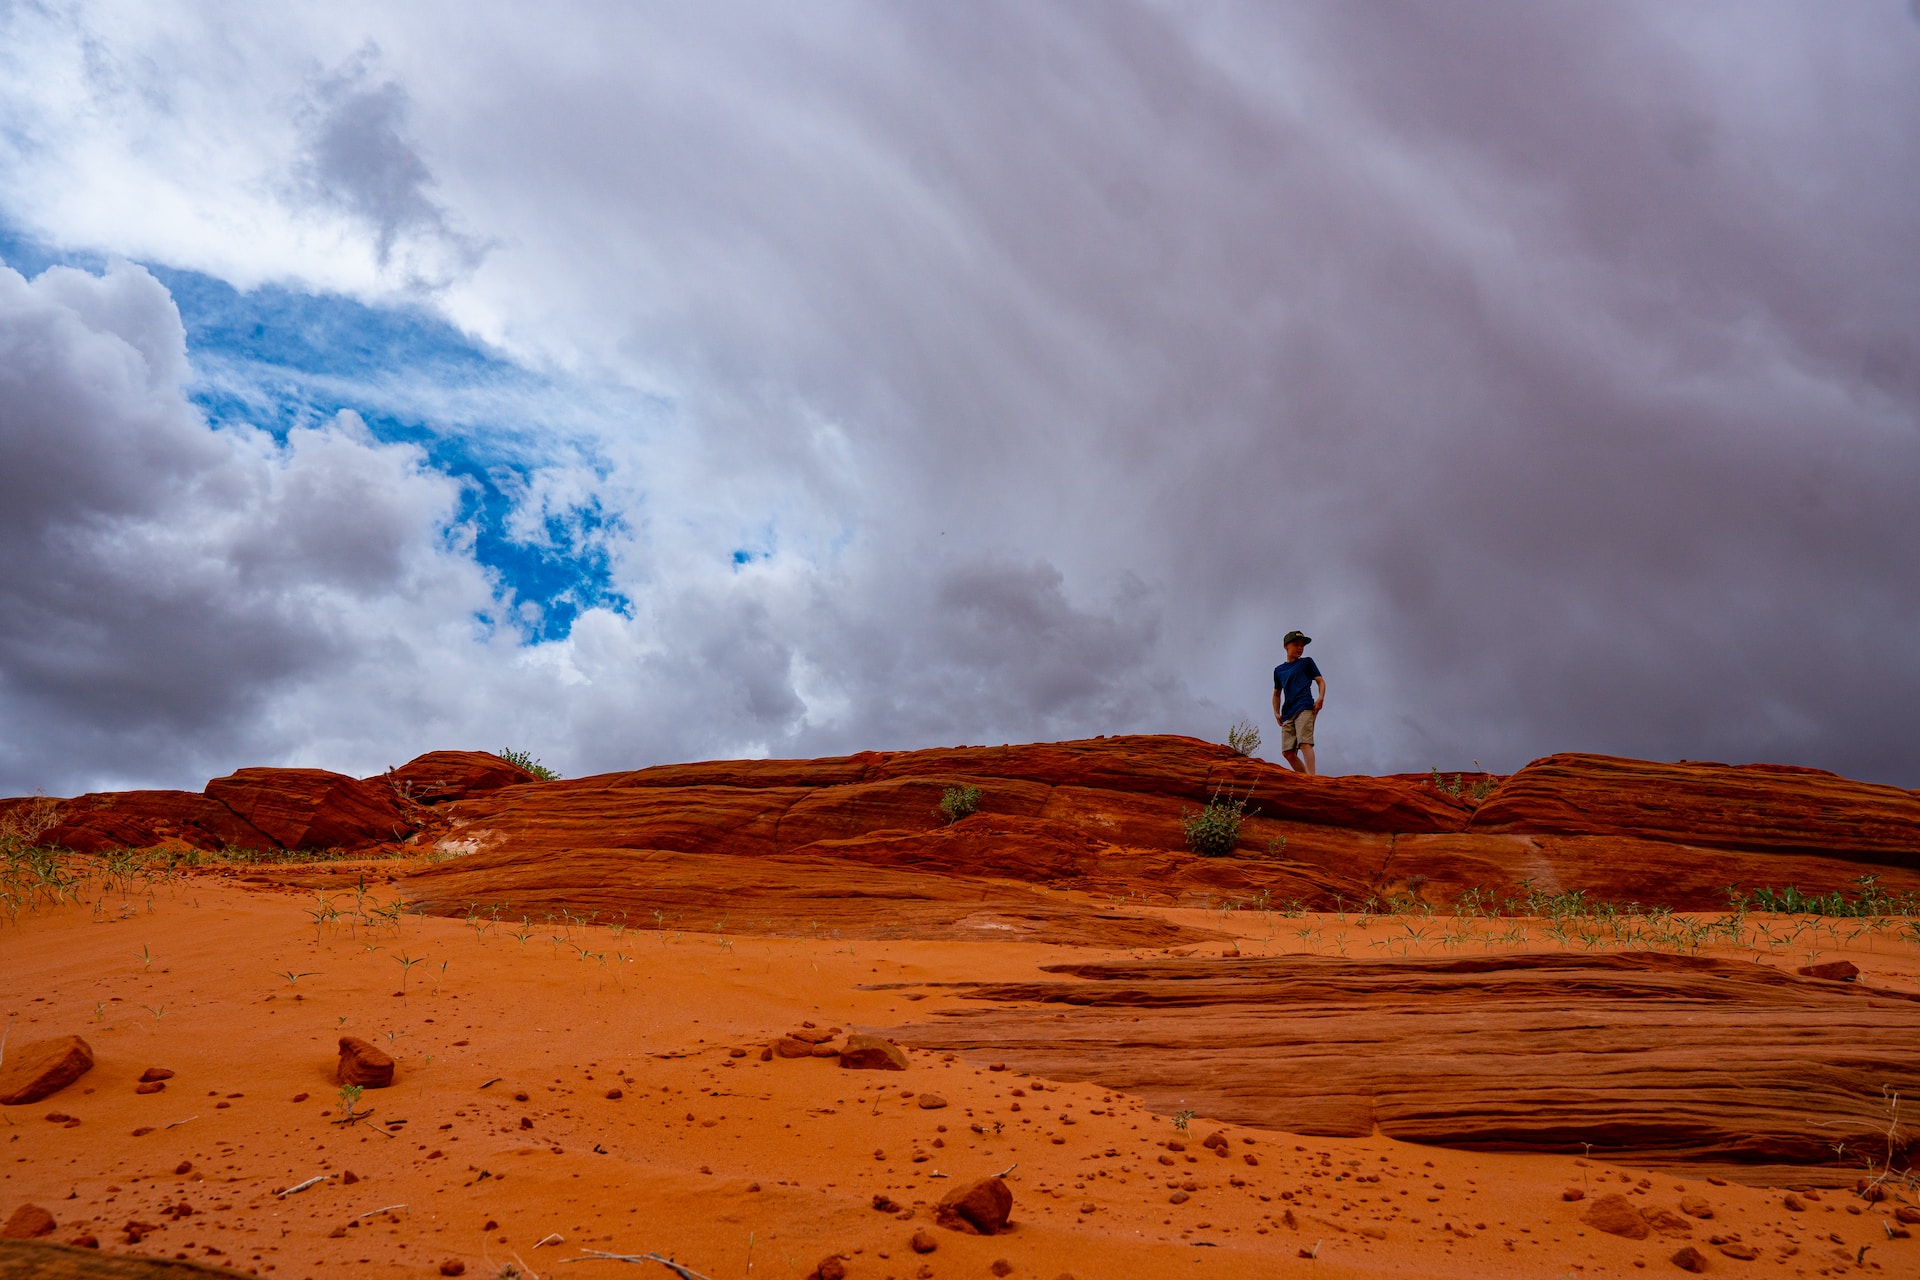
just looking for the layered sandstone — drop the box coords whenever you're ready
[887,951,1920,1185]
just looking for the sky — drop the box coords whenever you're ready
[2,1,1917,796]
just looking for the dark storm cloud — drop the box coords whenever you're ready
[496,0,1917,779]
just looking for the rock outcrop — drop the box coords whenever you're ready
[1470,753,1920,864]
[886,951,1920,1186]
[384,751,539,805]
[204,768,423,852]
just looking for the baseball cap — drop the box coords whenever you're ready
[1284,630,1312,646]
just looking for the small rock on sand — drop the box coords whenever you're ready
[439,1261,467,1276]
[1897,1205,1920,1225]
[910,1228,938,1253]
[1796,959,1859,981]
[839,1034,910,1071]
[1,1204,56,1238]
[336,1036,395,1088]
[1581,1193,1650,1240]
[917,1093,948,1110]
[1716,1242,1757,1260]
[1670,1244,1708,1272]
[1678,1196,1713,1219]
[991,1261,1014,1277]
[1562,1186,1586,1201]
[774,1037,816,1059]
[139,1066,175,1082]
[0,1036,94,1106]
[935,1176,1013,1235]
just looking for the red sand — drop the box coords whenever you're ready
[4,866,1917,1279]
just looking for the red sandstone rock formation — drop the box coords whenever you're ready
[38,791,277,855]
[885,951,1920,1186]
[336,1036,395,1089]
[384,750,539,805]
[1471,752,1920,864]
[206,768,424,851]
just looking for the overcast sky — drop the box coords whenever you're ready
[2,1,1917,796]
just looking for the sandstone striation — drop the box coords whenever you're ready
[204,768,423,852]
[887,952,1920,1185]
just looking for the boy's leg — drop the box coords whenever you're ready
[1292,709,1317,775]
[1282,748,1305,773]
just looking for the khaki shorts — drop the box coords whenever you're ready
[1280,708,1316,750]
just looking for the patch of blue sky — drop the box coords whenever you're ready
[1,222,636,642]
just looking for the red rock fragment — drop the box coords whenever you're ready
[1679,1195,1713,1219]
[1716,1241,1757,1260]
[917,1093,948,1110]
[1562,1187,1586,1202]
[336,1036,395,1088]
[1897,1205,1920,1225]
[839,1034,910,1071]
[1796,960,1859,982]
[0,1035,94,1105]
[773,1038,815,1059]
[139,1066,174,1083]
[909,1228,938,1253]
[1669,1245,1708,1272]
[1582,1193,1650,1240]
[439,1260,467,1276]
[1,1204,56,1238]
[935,1176,1013,1235]
[135,1081,165,1095]
[812,1257,848,1280]
[992,1261,1014,1277]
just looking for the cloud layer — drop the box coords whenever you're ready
[1,2,1917,793]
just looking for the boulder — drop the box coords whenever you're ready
[838,1035,909,1071]
[336,1037,395,1088]
[935,1176,1013,1235]
[206,767,424,851]
[0,1204,55,1238]
[382,751,539,805]
[0,1036,94,1106]
[1581,1193,1650,1240]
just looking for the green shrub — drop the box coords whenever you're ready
[498,748,560,781]
[1182,787,1249,857]
[939,784,982,824]
[1226,720,1262,757]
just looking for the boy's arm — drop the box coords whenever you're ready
[1312,675,1326,713]
[1272,687,1284,722]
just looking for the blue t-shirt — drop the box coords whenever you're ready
[1273,656,1322,722]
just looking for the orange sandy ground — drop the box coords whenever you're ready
[4,868,1917,1280]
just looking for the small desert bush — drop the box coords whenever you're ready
[1182,787,1249,857]
[939,784,982,823]
[1226,719,1262,757]
[498,747,560,781]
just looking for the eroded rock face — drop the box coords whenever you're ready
[382,752,538,805]
[0,1036,94,1106]
[206,768,423,851]
[1472,753,1920,864]
[40,791,278,855]
[887,952,1920,1185]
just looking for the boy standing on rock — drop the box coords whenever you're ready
[1272,630,1326,775]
